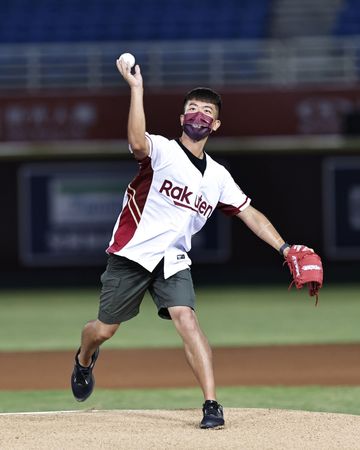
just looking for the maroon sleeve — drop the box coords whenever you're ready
[217,197,250,216]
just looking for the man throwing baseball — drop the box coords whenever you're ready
[71,56,320,429]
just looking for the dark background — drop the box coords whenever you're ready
[1,146,358,288]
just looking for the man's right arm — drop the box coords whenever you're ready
[116,58,149,160]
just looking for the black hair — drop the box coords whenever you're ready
[183,87,222,115]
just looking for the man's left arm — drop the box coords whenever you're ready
[237,205,323,301]
[236,205,290,257]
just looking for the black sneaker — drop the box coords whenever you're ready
[71,348,99,402]
[200,400,225,429]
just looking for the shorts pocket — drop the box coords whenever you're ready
[100,271,121,288]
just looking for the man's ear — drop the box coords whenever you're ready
[212,119,221,131]
[180,114,184,126]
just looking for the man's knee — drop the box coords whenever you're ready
[91,320,119,341]
[169,306,198,332]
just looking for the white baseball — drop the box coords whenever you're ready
[119,52,135,68]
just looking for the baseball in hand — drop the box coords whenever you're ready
[119,52,136,68]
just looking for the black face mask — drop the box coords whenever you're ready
[183,111,214,141]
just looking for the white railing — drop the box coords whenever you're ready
[0,37,359,90]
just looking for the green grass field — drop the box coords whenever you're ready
[0,284,359,351]
[0,284,359,414]
[2,387,360,415]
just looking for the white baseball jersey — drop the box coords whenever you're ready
[107,133,251,278]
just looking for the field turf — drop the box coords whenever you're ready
[0,284,359,351]
[0,284,359,414]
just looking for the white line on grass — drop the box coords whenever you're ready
[0,409,156,416]
[0,410,88,416]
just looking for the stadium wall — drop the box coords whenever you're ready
[0,86,359,286]
[0,85,360,141]
[0,149,359,287]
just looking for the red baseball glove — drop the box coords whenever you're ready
[284,245,323,305]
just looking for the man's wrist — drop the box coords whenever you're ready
[131,85,143,93]
[279,242,291,256]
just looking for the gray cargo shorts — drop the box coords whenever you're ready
[98,254,196,324]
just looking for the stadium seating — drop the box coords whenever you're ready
[0,0,272,43]
[333,0,360,35]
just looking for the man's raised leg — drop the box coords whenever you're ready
[71,320,119,402]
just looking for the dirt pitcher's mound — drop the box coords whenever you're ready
[1,408,360,450]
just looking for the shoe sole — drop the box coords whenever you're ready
[200,424,225,430]
[74,388,94,403]
[200,419,225,430]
